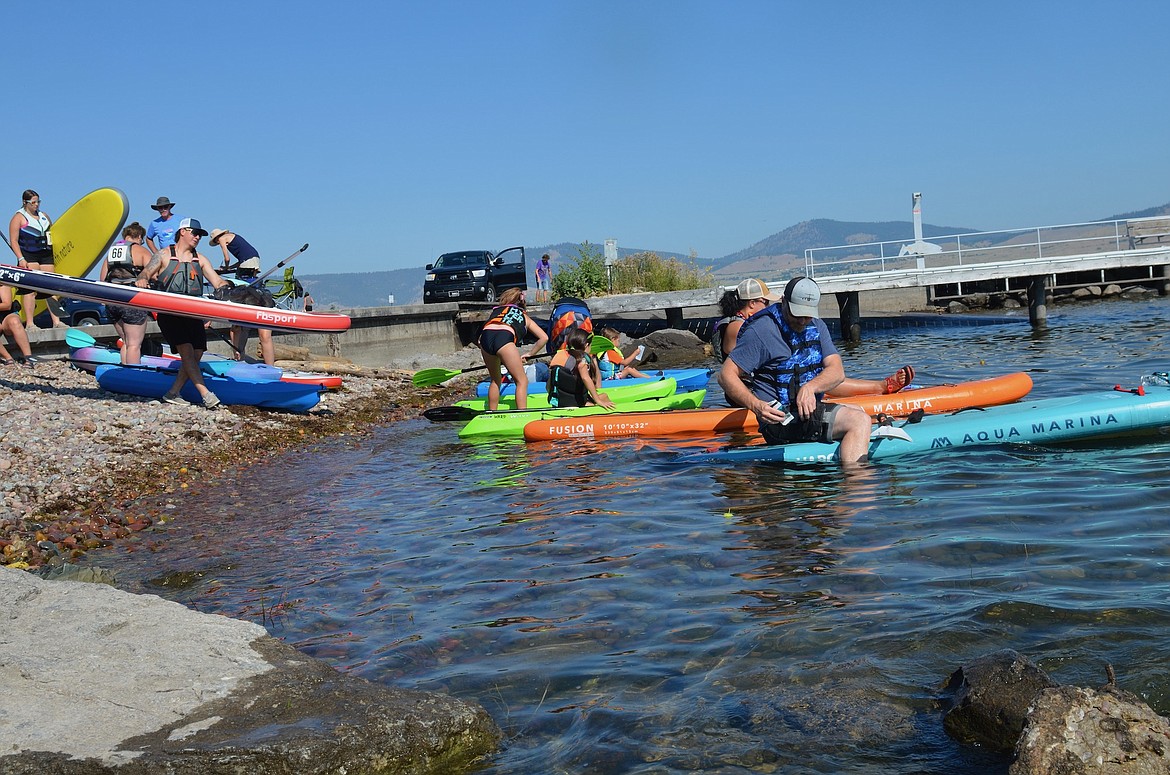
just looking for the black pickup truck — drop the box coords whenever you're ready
[423,246,526,304]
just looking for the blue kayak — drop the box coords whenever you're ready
[475,368,712,397]
[95,364,323,412]
[673,383,1170,465]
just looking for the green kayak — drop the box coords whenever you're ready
[458,389,708,439]
[456,377,677,412]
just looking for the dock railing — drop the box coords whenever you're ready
[802,218,1147,279]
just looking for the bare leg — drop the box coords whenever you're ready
[20,292,37,329]
[481,349,504,411]
[496,343,529,409]
[833,405,873,464]
[167,343,214,402]
[122,322,146,365]
[257,329,275,365]
[230,326,248,361]
[1,313,33,357]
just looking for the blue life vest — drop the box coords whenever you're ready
[741,303,827,408]
[16,209,52,262]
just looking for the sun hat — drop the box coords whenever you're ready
[208,228,230,246]
[736,278,781,302]
[178,218,208,237]
[783,277,821,317]
[150,196,176,211]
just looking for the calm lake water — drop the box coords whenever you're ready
[96,296,1170,774]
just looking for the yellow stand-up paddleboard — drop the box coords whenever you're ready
[3,187,129,323]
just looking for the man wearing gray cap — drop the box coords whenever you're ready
[718,276,873,463]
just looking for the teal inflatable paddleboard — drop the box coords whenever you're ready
[674,383,1170,465]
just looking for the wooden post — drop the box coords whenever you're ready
[1027,276,1048,327]
[835,291,861,342]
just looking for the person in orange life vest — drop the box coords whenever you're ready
[478,287,549,411]
[134,218,231,408]
[547,327,616,409]
[716,278,914,397]
[595,326,650,380]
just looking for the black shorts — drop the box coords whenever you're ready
[108,304,152,326]
[157,313,207,350]
[760,401,842,445]
[480,329,517,356]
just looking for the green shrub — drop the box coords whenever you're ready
[551,241,609,298]
[610,251,712,294]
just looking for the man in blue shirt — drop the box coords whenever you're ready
[718,276,872,464]
[145,196,186,253]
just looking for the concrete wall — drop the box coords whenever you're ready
[23,287,931,368]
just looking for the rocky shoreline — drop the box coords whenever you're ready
[0,352,477,571]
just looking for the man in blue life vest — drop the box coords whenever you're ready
[718,276,872,464]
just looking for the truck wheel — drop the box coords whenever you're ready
[484,285,498,303]
[76,314,100,327]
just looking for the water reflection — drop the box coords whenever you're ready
[86,297,1170,774]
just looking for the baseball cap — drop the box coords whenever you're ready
[178,218,208,237]
[736,278,781,302]
[783,277,821,317]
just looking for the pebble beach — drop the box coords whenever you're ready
[0,352,473,572]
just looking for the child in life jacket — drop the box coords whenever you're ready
[547,328,616,409]
[595,326,652,380]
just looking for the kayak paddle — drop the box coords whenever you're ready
[422,401,614,422]
[65,328,98,349]
[412,355,551,388]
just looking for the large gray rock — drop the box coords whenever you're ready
[0,567,499,774]
[943,649,1058,752]
[1010,684,1170,775]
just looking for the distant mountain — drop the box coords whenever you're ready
[301,202,1168,307]
[299,266,425,309]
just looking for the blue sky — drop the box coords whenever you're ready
[9,1,1168,275]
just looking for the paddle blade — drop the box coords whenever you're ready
[422,405,479,422]
[65,328,97,349]
[412,368,460,387]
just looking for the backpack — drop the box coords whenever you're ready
[545,296,593,354]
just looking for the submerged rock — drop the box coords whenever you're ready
[943,649,1058,752]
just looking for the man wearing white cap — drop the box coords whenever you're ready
[718,276,873,463]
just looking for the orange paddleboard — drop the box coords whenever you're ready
[523,372,1033,442]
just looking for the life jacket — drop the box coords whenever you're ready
[545,297,592,354]
[596,347,623,379]
[711,316,735,362]
[16,208,52,262]
[482,303,526,343]
[547,349,591,408]
[104,241,140,284]
[740,303,827,408]
[154,246,206,297]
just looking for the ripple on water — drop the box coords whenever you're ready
[93,297,1170,774]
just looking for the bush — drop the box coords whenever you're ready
[550,244,714,299]
[551,241,609,299]
[610,251,712,294]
